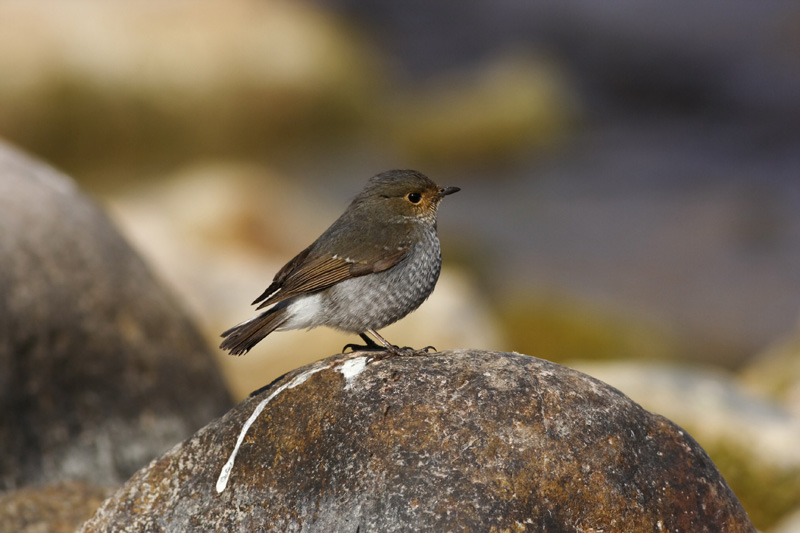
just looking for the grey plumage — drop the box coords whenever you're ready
[220,169,458,355]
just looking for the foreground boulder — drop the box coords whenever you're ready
[0,142,232,491]
[82,350,755,532]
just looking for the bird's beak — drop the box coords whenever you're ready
[439,186,461,197]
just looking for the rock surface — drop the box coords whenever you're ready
[572,360,800,528]
[0,142,232,491]
[82,350,755,532]
[573,361,800,470]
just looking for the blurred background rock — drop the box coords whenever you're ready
[1,0,799,529]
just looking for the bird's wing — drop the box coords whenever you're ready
[252,243,409,309]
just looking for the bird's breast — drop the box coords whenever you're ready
[321,229,442,332]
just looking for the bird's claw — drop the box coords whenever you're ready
[366,344,437,362]
[343,331,436,360]
[342,342,384,353]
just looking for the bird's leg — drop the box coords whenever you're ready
[343,330,436,358]
[365,329,435,358]
[342,333,385,353]
[365,329,404,355]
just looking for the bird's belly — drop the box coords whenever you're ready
[322,246,441,333]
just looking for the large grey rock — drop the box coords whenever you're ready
[573,361,800,470]
[82,350,755,532]
[0,142,232,491]
[572,360,800,528]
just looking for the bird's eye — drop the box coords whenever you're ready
[406,192,422,204]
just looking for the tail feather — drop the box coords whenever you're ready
[220,307,288,355]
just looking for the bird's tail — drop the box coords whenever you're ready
[220,307,288,355]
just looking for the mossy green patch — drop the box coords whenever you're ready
[704,441,800,531]
[497,292,683,364]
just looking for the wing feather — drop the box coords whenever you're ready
[254,244,409,310]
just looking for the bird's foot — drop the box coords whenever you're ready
[397,344,436,356]
[345,331,436,360]
[342,342,385,353]
[367,344,437,361]
[342,333,384,353]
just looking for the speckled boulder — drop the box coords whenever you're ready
[82,350,755,532]
[0,141,232,491]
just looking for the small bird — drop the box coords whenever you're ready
[220,169,460,356]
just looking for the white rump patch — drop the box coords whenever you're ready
[282,293,323,330]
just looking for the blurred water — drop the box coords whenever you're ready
[3,0,799,364]
[310,0,800,362]
[449,119,800,362]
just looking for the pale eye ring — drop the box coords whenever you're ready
[407,192,422,204]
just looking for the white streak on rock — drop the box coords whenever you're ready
[338,356,367,390]
[216,366,325,493]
